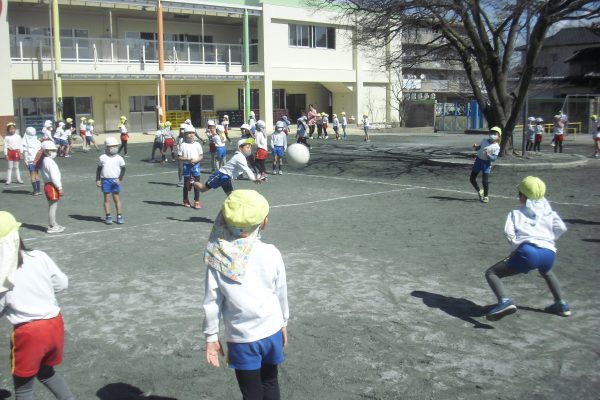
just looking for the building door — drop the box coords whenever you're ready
[189,95,202,127]
[129,95,157,132]
[285,94,306,120]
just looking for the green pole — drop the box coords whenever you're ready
[243,8,251,122]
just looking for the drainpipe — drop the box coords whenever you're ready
[157,0,166,123]
[52,0,63,120]
[243,8,251,121]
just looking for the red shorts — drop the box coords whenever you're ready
[535,134,542,143]
[44,183,60,201]
[11,314,64,378]
[120,134,128,142]
[255,148,268,160]
[594,137,600,143]
[554,134,564,142]
[7,150,21,161]
[163,138,174,149]
[209,143,216,153]
[79,130,86,139]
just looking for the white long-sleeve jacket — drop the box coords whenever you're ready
[504,198,567,252]
[270,131,287,149]
[203,241,289,343]
[0,250,68,325]
[40,157,63,190]
[3,134,23,155]
[255,129,268,151]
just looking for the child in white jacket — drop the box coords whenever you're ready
[39,141,65,234]
[203,190,288,400]
[484,176,570,321]
[22,127,42,195]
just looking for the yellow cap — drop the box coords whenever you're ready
[0,211,22,239]
[222,190,269,229]
[120,116,127,121]
[517,176,546,200]
[490,126,502,135]
[592,114,598,121]
[6,122,16,128]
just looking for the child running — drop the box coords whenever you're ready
[22,127,42,195]
[41,120,54,143]
[215,125,227,169]
[0,211,74,400]
[4,122,24,185]
[470,127,501,203]
[221,114,232,144]
[193,138,262,197]
[96,136,126,224]
[203,190,289,400]
[296,116,310,148]
[178,127,203,209]
[533,117,544,152]
[118,116,129,157]
[526,116,536,151]
[591,114,600,158]
[341,111,348,140]
[63,118,75,157]
[271,121,287,175]
[206,120,218,172]
[38,141,65,233]
[79,117,87,150]
[151,122,165,162]
[85,119,100,152]
[162,121,176,163]
[484,176,570,321]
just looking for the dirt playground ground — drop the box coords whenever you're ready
[1,133,599,399]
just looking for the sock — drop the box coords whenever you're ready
[39,372,75,400]
[31,182,36,192]
[36,181,41,192]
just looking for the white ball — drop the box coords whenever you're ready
[286,143,310,168]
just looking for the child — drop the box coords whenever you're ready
[176,123,186,187]
[307,104,317,139]
[96,136,126,224]
[279,115,291,135]
[52,121,63,151]
[178,127,203,209]
[118,116,129,157]
[4,122,24,185]
[240,124,258,176]
[151,122,165,162]
[221,115,232,144]
[79,117,87,150]
[484,176,570,321]
[332,113,340,140]
[254,120,268,180]
[248,111,257,135]
[41,120,54,142]
[470,127,501,203]
[38,141,65,233]
[271,121,287,175]
[322,112,329,139]
[193,138,262,197]
[63,118,75,157]
[162,121,177,163]
[206,120,218,172]
[22,127,42,195]
[215,125,227,169]
[296,116,310,148]
[85,119,100,152]
[533,117,544,152]
[316,112,323,139]
[0,211,74,400]
[362,113,370,142]
[341,111,348,140]
[552,113,566,153]
[203,190,289,400]
[591,114,600,158]
[525,116,536,151]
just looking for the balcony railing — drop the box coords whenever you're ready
[10,34,259,66]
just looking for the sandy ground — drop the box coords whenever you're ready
[0,133,599,399]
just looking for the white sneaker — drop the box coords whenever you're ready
[278,170,283,175]
[47,225,65,234]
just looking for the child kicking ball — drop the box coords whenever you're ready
[484,176,570,321]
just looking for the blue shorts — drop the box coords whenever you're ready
[182,163,201,177]
[505,243,556,274]
[205,170,233,193]
[85,136,93,145]
[27,163,36,173]
[472,157,492,174]
[227,330,285,370]
[101,178,121,193]
[216,146,227,159]
[153,141,163,149]
[272,146,284,157]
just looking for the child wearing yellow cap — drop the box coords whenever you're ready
[4,122,24,185]
[203,190,289,399]
[470,127,501,203]
[117,116,129,157]
[591,114,600,158]
[0,211,74,400]
[484,176,570,321]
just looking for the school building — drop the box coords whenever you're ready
[0,0,403,133]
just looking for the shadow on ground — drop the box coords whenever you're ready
[563,218,600,225]
[411,290,494,329]
[143,200,182,207]
[96,383,177,400]
[0,389,11,399]
[69,214,105,223]
[427,195,478,203]
[166,216,213,224]
[20,223,48,233]
[148,181,178,187]
[1,189,31,195]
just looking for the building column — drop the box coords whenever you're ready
[0,4,15,130]
[258,5,272,127]
[353,26,362,127]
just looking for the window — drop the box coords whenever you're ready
[74,97,92,114]
[273,89,285,109]
[167,95,187,111]
[201,95,214,111]
[289,24,335,49]
[238,89,259,110]
[129,96,157,112]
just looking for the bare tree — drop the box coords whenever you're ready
[310,0,600,155]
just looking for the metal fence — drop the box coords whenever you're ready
[10,34,259,65]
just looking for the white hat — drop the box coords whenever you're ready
[58,121,65,127]
[207,120,216,126]
[223,114,229,119]
[25,127,36,136]
[216,124,225,133]
[240,123,251,130]
[185,119,192,125]
[41,141,57,151]
[104,136,118,146]
[256,120,266,130]
[275,121,284,129]
[528,117,536,122]
[250,110,255,116]
[536,117,544,123]
[184,125,196,133]
[44,120,53,128]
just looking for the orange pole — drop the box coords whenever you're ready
[157,0,166,123]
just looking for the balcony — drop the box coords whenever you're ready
[10,34,259,70]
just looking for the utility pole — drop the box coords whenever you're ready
[157,0,166,123]
[243,8,251,122]
[52,0,63,120]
